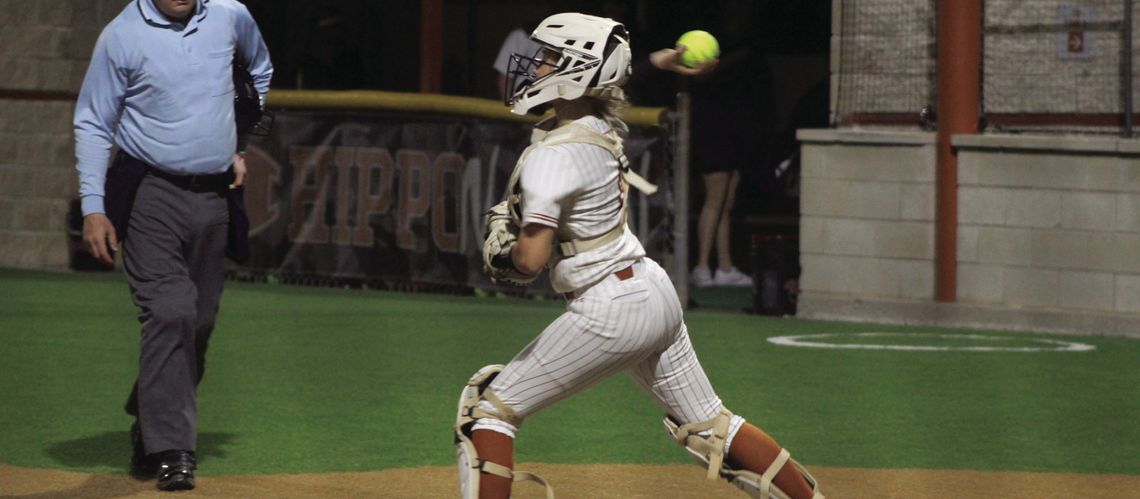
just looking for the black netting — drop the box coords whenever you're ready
[834,0,939,125]
[984,0,1133,134]
[833,0,1137,135]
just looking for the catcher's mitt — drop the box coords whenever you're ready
[483,201,537,286]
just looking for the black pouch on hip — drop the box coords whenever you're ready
[103,151,149,243]
[225,185,250,264]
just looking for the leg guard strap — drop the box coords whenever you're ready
[664,407,824,499]
[478,458,514,480]
[733,452,824,499]
[664,407,735,480]
[512,470,554,499]
[456,430,555,498]
[759,448,790,498]
[455,365,554,499]
[458,365,521,428]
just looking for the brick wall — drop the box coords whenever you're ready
[0,0,125,268]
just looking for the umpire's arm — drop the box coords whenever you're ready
[232,2,273,103]
[74,28,128,264]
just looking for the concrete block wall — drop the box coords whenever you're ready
[955,134,1140,316]
[796,128,1140,334]
[796,129,937,301]
[0,0,127,269]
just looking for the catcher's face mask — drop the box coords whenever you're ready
[504,12,631,116]
[504,48,561,107]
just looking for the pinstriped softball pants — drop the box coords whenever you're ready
[487,258,724,426]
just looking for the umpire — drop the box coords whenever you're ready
[73,0,271,491]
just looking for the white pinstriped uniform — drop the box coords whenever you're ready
[473,116,730,435]
[515,116,643,294]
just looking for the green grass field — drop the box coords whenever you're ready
[1,267,1137,477]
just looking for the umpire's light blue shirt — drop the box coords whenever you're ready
[74,0,273,215]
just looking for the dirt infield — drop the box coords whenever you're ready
[2,463,1136,498]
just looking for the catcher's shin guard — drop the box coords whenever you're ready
[663,408,824,499]
[455,365,553,499]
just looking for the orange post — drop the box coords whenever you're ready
[420,0,443,94]
[934,0,981,302]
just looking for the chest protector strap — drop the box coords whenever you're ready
[505,119,657,257]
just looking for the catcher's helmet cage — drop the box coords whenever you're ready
[505,13,632,115]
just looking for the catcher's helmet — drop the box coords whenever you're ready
[505,12,632,115]
[233,63,272,136]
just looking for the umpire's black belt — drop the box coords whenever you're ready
[148,167,233,193]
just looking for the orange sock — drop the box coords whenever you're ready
[472,429,515,499]
[725,423,815,499]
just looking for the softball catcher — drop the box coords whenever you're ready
[455,12,823,499]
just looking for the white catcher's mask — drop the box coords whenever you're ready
[505,12,632,115]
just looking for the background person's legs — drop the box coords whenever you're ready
[696,170,751,287]
[714,171,740,270]
[694,171,731,286]
[712,170,753,286]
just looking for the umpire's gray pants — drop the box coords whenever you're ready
[122,172,228,455]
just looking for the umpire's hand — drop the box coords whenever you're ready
[83,213,118,266]
[232,153,246,187]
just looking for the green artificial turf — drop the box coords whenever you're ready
[0,267,1137,476]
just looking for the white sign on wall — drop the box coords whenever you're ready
[1058,3,1096,60]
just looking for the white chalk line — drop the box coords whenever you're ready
[767,332,1097,352]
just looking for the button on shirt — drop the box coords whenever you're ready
[74,0,272,215]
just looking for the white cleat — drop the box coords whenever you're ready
[691,266,714,287]
[713,267,752,287]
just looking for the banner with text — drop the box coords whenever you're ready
[239,110,670,292]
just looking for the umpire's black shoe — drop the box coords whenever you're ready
[155,450,196,491]
[129,421,156,479]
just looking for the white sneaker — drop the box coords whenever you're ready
[691,266,713,287]
[714,267,752,287]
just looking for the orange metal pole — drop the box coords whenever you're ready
[934,0,981,302]
[420,0,443,93]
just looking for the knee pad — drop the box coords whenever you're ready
[663,407,738,481]
[663,407,824,499]
[454,365,553,499]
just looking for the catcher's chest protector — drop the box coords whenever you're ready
[504,118,657,257]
